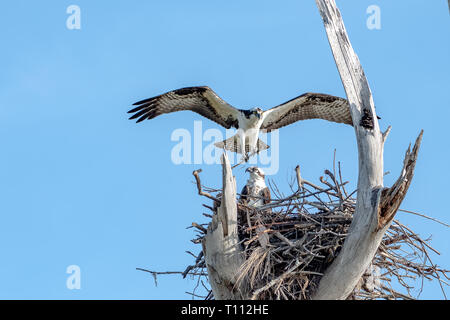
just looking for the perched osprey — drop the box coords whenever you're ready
[240,167,271,208]
[239,166,271,247]
[128,86,352,161]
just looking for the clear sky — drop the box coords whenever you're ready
[0,0,449,299]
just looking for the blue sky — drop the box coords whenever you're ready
[0,1,448,299]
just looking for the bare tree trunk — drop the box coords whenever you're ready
[202,153,247,299]
[312,0,423,300]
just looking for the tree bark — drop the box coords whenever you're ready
[311,0,423,300]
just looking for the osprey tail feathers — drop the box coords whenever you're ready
[214,134,269,155]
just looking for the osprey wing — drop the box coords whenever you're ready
[239,185,250,203]
[261,187,271,205]
[261,93,352,131]
[128,86,241,129]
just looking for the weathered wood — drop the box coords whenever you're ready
[202,153,247,299]
[378,131,423,229]
[312,0,423,300]
[295,165,304,191]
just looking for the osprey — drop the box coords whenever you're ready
[239,166,271,247]
[128,86,352,161]
[240,167,271,208]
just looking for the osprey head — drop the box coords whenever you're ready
[251,107,263,119]
[245,166,265,179]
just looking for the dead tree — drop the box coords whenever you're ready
[201,0,424,300]
[311,0,423,299]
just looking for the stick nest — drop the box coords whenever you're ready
[186,165,449,300]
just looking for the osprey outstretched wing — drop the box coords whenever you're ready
[128,86,241,129]
[261,92,352,131]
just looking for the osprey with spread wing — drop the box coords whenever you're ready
[128,86,352,160]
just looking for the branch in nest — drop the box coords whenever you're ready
[295,165,304,191]
[136,268,207,287]
[192,169,220,204]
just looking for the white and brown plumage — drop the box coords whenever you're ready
[128,86,352,160]
[239,167,271,247]
[240,167,271,208]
